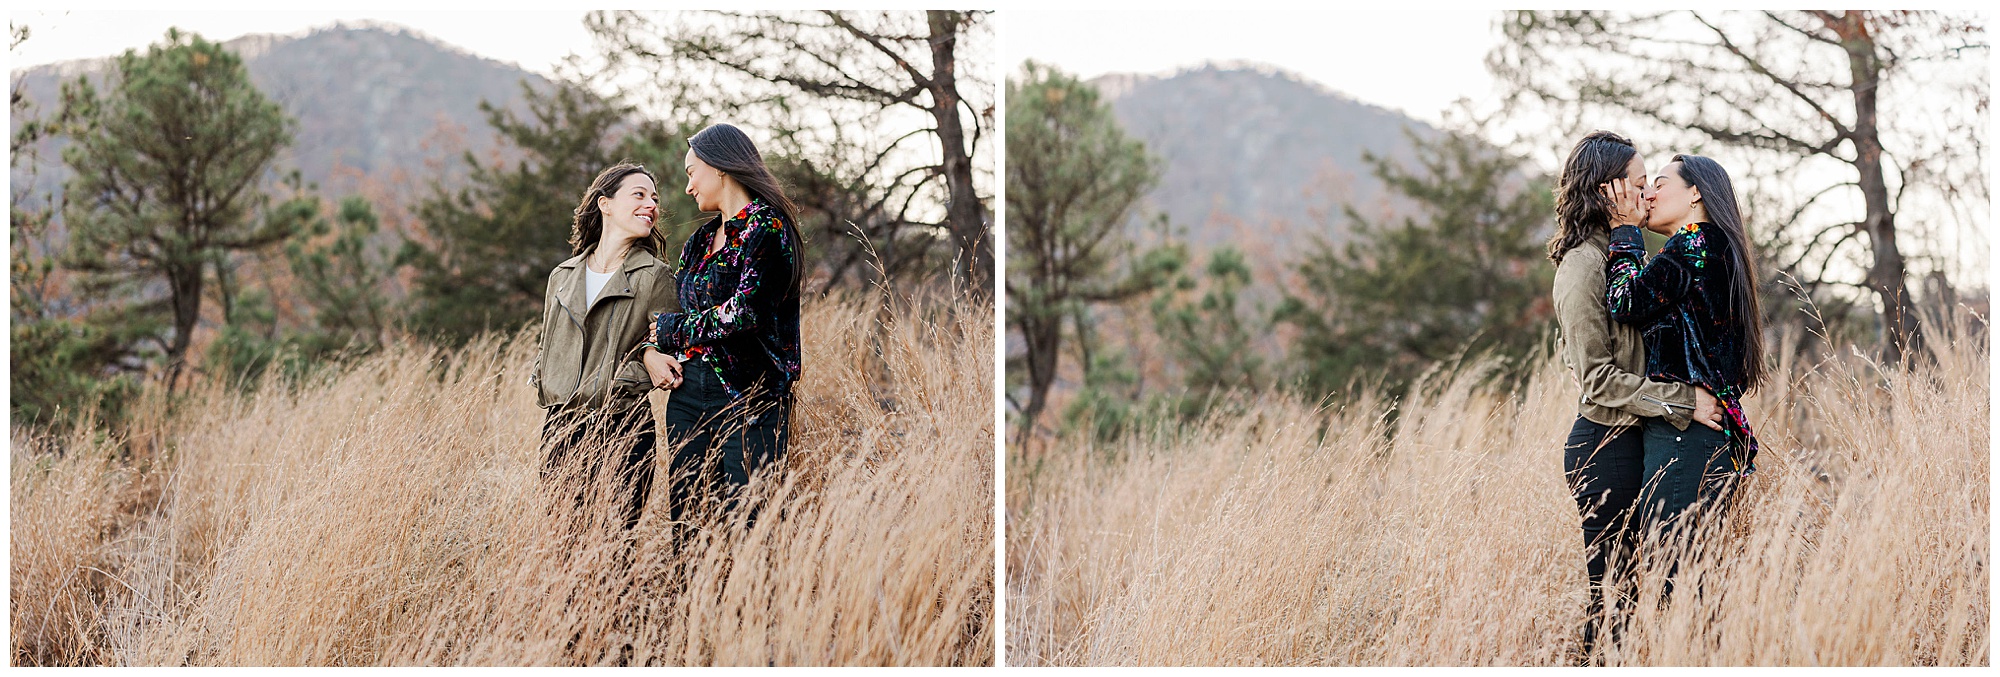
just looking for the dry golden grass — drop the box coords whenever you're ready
[11,293,994,666]
[1007,318,1988,666]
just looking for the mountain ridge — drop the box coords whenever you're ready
[10,23,549,205]
[1089,62,1437,251]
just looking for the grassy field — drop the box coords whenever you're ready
[12,293,994,666]
[1007,318,1987,666]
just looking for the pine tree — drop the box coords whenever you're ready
[1278,128,1555,397]
[287,195,396,352]
[1151,246,1266,416]
[58,28,298,389]
[1005,61,1176,441]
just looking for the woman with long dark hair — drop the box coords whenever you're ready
[643,123,805,524]
[532,162,677,531]
[1547,131,1725,662]
[1602,154,1766,531]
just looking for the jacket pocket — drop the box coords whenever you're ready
[612,359,652,399]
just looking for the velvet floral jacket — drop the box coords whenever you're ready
[648,197,802,401]
[1606,222,1760,474]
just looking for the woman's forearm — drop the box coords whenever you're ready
[1605,225,1693,326]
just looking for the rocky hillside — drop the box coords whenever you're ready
[11,22,548,204]
[1092,63,1436,249]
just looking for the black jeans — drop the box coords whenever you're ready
[663,358,790,525]
[1563,416,1644,657]
[540,405,657,532]
[1637,417,1737,599]
[1637,418,1738,529]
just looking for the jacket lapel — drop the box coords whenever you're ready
[554,254,586,330]
[596,251,656,305]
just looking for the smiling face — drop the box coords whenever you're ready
[1645,161,1702,233]
[684,149,728,213]
[597,172,659,242]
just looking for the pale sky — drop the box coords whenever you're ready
[16,9,1507,143]
[9,10,594,77]
[1005,10,1502,128]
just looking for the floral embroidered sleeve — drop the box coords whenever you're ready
[1606,224,1703,327]
[654,212,794,352]
[641,242,691,353]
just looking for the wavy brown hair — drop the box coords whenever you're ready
[569,162,662,257]
[1548,130,1637,264]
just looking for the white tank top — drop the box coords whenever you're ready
[584,267,613,310]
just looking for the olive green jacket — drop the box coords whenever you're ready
[530,247,678,412]
[1553,230,1694,431]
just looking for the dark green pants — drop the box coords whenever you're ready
[1638,418,1737,530]
[1638,417,1737,599]
[663,359,790,525]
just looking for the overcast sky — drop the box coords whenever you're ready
[1005,10,1503,127]
[13,9,1503,128]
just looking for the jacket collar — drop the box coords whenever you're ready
[556,246,661,315]
[1585,227,1611,249]
[556,246,661,271]
[690,197,770,261]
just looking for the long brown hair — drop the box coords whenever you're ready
[569,162,661,257]
[1670,154,1766,393]
[688,123,806,299]
[1549,130,1637,264]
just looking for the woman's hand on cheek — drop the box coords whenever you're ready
[1600,179,1644,228]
